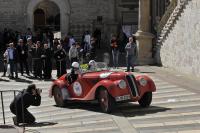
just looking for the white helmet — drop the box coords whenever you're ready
[72,62,79,69]
[89,60,96,66]
[71,62,80,74]
[88,60,96,70]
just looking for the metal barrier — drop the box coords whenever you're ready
[0,90,25,132]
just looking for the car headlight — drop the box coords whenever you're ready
[118,80,127,89]
[139,78,147,86]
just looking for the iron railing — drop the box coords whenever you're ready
[0,90,25,132]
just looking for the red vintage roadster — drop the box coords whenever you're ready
[49,63,156,113]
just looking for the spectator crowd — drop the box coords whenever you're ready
[0,28,100,79]
[0,27,138,80]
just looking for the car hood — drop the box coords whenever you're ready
[82,70,127,80]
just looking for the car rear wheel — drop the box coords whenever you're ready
[53,86,66,107]
[138,92,152,107]
[98,88,115,113]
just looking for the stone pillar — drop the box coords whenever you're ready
[135,0,155,65]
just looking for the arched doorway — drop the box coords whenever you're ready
[33,1,60,32]
[27,0,70,37]
[34,9,45,30]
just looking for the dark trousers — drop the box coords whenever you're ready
[90,52,96,60]
[19,59,29,75]
[56,60,66,78]
[33,59,42,78]
[70,57,78,64]
[112,50,119,68]
[10,105,35,124]
[43,59,52,79]
[9,60,18,77]
[126,55,135,71]
[3,61,7,76]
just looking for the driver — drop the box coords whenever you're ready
[67,62,80,84]
[88,60,97,71]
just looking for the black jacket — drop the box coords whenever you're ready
[31,47,43,59]
[17,45,28,60]
[10,90,41,112]
[54,49,66,61]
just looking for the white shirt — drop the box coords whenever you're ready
[69,38,75,48]
[84,34,91,45]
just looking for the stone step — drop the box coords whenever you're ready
[128,111,200,122]
[136,122,200,133]
[120,103,200,114]
[37,126,119,133]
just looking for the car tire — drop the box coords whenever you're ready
[53,86,66,107]
[138,92,152,107]
[98,88,115,113]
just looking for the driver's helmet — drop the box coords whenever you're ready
[88,60,96,71]
[71,62,80,74]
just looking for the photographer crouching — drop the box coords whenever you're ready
[10,84,42,125]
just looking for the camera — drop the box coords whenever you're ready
[36,88,42,93]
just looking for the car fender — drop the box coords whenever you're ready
[49,80,68,98]
[82,79,116,100]
[135,75,156,98]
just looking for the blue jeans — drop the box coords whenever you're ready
[126,55,136,71]
[9,59,18,77]
[112,50,119,67]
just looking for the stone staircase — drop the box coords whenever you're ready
[157,0,190,45]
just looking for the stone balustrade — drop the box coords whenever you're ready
[157,0,189,44]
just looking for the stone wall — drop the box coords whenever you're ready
[0,0,115,32]
[160,0,200,77]
[0,0,26,31]
[70,0,115,23]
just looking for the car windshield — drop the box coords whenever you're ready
[80,62,109,73]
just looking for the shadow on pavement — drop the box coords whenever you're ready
[117,103,171,117]
[21,122,57,127]
[14,78,33,84]
[55,101,171,117]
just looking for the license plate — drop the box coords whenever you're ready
[115,95,130,102]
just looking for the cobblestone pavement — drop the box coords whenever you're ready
[0,67,200,133]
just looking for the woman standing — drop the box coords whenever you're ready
[110,35,119,68]
[125,36,138,72]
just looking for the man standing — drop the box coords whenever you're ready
[110,35,119,68]
[69,43,78,64]
[17,39,29,76]
[5,43,18,78]
[27,38,34,73]
[42,44,52,79]
[31,41,43,79]
[125,36,138,72]
[54,45,67,78]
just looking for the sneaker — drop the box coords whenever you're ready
[12,117,19,126]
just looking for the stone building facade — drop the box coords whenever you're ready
[0,0,138,45]
[1,0,171,65]
[159,0,200,77]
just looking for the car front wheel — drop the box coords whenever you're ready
[98,89,115,113]
[53,86,66,107]
[138,92,152,107]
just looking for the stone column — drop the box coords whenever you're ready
[135,0,155,65]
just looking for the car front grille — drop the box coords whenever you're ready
[126,74,139,97]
